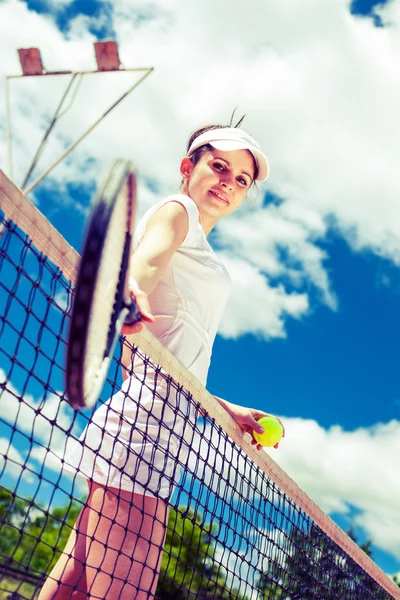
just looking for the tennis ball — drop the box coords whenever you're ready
[253,416,283,447]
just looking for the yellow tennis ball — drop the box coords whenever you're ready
[254,416,283,447]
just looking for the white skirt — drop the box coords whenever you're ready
[63,364,198,500]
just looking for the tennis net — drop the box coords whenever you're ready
[0,169,398,600]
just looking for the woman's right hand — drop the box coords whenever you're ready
[121,277,154,335]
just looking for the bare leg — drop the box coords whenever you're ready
[38,481,169,600]
[84,482,169,600]
[38,505,88,600]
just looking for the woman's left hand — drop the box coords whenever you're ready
[216,399,285,451]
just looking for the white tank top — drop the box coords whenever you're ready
[133,194,231,385]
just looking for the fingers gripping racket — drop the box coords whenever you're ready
[66,160,141,409]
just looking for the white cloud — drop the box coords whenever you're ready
[209,525,298,599]
[0,437,24,464]
[41,0,75,10]
[54,289,69,312]
[0,369,81,479]
[185,415,400,563]
[1,0,399,338]
[0,2,399,570]
[0,437,34,483]
[218,254,309,340]
[375,0,400,28]
[274,417,400,558]
[216,201,337,319]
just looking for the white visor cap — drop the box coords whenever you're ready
[187,127,269,182]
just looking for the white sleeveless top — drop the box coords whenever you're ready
[133,194,231,385]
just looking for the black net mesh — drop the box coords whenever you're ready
[0,209,396,599]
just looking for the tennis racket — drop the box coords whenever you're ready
[66,159,141,409]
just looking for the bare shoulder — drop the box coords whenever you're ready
[149,200,189,223]
[145,200,189,245]
[147,200,189,229]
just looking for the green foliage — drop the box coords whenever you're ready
[0,485,395,599]
[347,525,373,558]
[0,487,249,599]
[257,523,384,599]
[0,577,38,600]
[0,486,82,575]
[156,506,249,600]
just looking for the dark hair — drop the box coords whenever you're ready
[185,114,260,183]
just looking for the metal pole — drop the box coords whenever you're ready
[5,77,13,181]
[23,68,153,196]
[21,73,79,190]
[6,67,154,80]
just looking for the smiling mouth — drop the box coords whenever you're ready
[209,190,229,205]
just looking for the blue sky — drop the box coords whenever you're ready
[1,0,400,587]
[210,233,399,431]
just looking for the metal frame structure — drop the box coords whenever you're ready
[4,41,153,194]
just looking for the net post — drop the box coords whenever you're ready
[4,76,13,182]
[22,67,154,196]
[21,72,81,191]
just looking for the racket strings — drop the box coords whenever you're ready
[83,182,127,403]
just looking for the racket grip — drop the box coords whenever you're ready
[124,300,142,325]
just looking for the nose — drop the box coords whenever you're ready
[220,171,233,189]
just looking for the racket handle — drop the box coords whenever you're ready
[124,300,142,325]
[109,302,141,365]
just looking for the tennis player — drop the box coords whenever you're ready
[40,122,285,600]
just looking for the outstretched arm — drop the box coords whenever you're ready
[121,201,189,336]
[213,395,285,451]
[121,201,190,380]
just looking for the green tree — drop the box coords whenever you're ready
[1,487,249,599]
[0,485,82,575]
[0,487,32,566]
[15,501,82,574]
[156,506,249,600]
[257,523,384,599]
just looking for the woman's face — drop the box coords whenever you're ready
[181,148,255,220]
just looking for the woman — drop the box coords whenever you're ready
[39,122,285,600]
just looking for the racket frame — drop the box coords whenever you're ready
[66,160,139,409]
